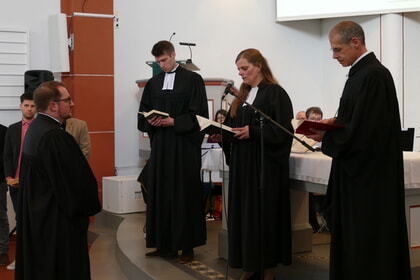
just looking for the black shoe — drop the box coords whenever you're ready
[312,225,321,233]
[145,249,177,257]
[179,249,194,263]
[241,271,261,280]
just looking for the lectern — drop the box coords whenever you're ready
[145,60,200,75]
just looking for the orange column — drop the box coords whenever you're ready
[61,0,115,202]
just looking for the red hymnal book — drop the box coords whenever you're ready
[295,119,344,136]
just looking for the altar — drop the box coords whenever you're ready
[201,143,227,183]
[289,151,420,266]
[200,144,230,258]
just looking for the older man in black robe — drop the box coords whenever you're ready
[308,21,411,280]
[15,81,101,280]
[138,40,208,263]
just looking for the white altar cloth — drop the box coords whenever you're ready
[201,144,228,183]
[289,151,420,189]
[202,147,227,172]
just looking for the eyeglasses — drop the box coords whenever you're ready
[53,97,72,103]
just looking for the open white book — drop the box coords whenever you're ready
[291,119,319,153]
[291,134,319,153]
[196,115,236,141]
[138,109,169,119]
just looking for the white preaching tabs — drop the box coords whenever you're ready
[162,65,179,90]
[243,87,258,106]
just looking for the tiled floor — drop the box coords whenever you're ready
[90,211,332,280]
[89,217,127,280]
[4,211,419,280]
[89,211,420,280]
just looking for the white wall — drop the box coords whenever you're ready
[114,0,324,175]
[403,13,420,129]
[0,0,59,126]
[0,0,58,69]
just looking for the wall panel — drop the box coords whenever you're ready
[61,0,115,198]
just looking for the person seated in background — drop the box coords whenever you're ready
[291,108,319,153]
[207,109,228,143]
[305,106,323,121]
[202,109,227,219]
[295,110,306,120]
[305,106,326,233]
[305,106,323,150]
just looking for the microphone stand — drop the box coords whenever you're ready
[224,90,314,279]
[257,112,265,279]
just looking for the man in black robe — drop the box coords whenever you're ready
[0,124,10,266]
[16,81,101,280]
[138,40,208,263]
[308,21,411,280]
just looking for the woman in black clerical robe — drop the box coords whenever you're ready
[222,49,293,280]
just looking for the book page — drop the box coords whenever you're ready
[139,110,169,119]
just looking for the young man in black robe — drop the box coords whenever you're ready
[308,21,411,280]
[138,40,208,263]
[15,81,101,280]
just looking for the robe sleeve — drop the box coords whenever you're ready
[322,67,399,159]
[138,83,153,133]
[40,129,101,218]
[0,125,7,182]
[248,85,293,143]
[3,125,17,180]
[248,85,294,162]
[174,73,209,134]
[173,73,208,146]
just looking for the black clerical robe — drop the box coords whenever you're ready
[0,124,7,182]
[138,66,208,250]
[322,53,411,280]
[223,83,293,271]
[16,113,101,280]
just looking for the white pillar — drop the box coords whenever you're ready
[380,13,404,124]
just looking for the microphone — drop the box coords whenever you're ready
[179,42,196,46]
[221,81,234,101]
[169,32,176,42]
